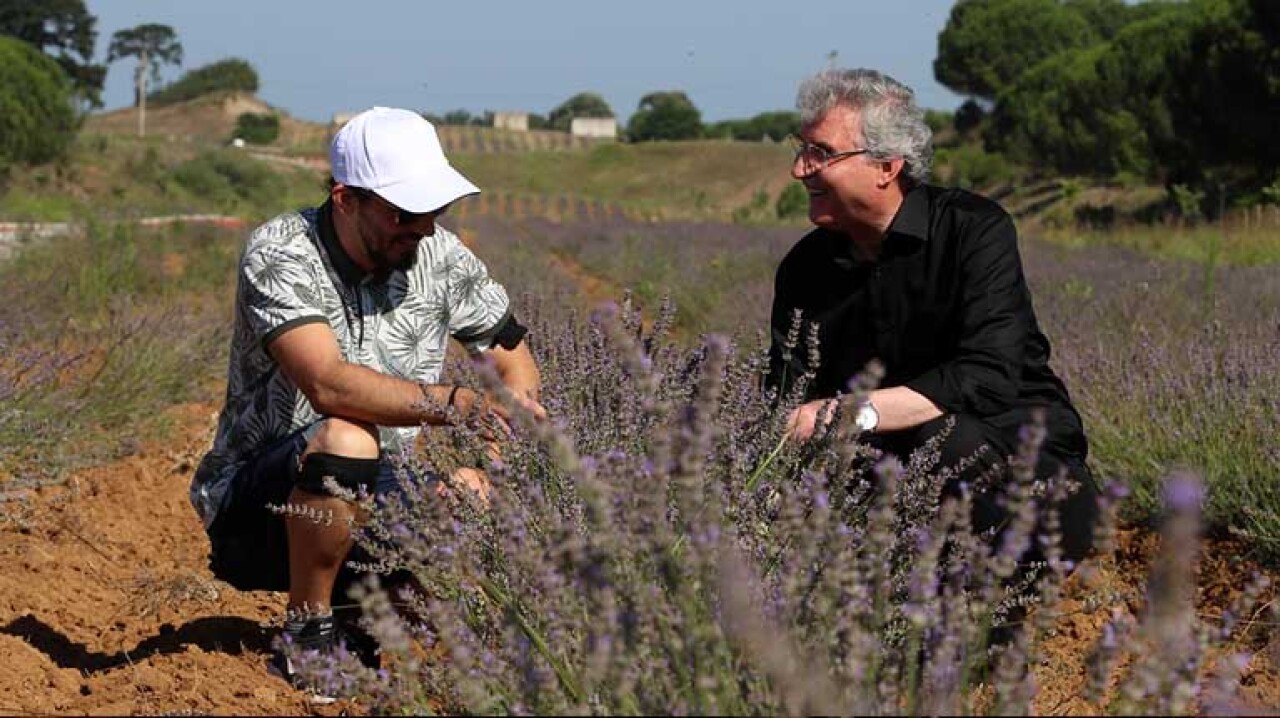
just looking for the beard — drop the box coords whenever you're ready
[357,221,421,275]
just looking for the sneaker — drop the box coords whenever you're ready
[267,614,341,705]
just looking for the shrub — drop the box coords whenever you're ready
[934,145,1017,190]
[285,298,1264,715]
[170,150,286,209]
[0,36,77,171]
[234,112,280,145]
[148,57,259,105]
[775,182,808,220]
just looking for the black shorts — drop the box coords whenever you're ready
[206,423,436,594]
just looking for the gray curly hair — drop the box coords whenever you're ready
[796,68,933,186]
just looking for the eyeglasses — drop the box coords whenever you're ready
[349,187,440,225]
[788,135,870,174]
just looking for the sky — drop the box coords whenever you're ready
[85,0,966,124]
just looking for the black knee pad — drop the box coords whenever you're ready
[294,453,380,497]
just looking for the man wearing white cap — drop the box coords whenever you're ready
[190,107,545,697]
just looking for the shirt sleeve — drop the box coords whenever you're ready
[443,239,512,354]
[904,212,1031,417]
[240,240,329,347]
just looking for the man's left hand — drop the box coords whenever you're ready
[785,398,838,442]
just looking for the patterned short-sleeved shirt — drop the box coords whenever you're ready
[191,202,511,528]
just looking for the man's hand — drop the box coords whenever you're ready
[785,398,838,442]
[453,387,547,441]
[438,466,492,507]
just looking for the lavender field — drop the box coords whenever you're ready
[2,210,1277,713]
[457,213,1280,545]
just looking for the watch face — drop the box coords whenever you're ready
[856,401,878,432]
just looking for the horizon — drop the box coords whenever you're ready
[85,0,966,124]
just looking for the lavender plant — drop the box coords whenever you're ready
[0,221,231,522]
[285,295,1261,715]
[459,214,1280,560]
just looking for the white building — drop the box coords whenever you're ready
[493,111,530,132]
[571,117,618,139]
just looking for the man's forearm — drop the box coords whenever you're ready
[307,362,458,428]
[865,386,943,433]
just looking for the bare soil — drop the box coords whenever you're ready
[2,399,1278,715]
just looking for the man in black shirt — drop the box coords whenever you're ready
[767,68,1097,563]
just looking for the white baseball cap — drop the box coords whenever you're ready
[330,107,480,213]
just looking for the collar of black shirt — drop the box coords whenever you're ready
[884,183,931,244]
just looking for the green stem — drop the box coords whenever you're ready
[746,431,790,493]
[476,575,584,704]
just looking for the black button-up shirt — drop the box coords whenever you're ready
[767,183,1087,460]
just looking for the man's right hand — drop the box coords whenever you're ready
[454,387,547,441]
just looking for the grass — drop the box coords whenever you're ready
[0,221,234,489]
[0,133,327,222]
[1040,222,1280,265]
[453,140,795,221]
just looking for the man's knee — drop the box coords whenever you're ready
[307,417,380,459]
[297,417,382,498]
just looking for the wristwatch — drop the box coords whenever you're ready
[854,399,880,433]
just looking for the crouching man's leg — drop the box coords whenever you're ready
[270,417,383,698]
[286,417,381,615]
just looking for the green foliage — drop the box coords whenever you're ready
[933,144,1016,189]
[148,57,258,105]
[922,108,953,135]
[1063,0,1167,39]
[978,0,1277,195]
[934,0,1098,99]
[426,109,490,127]
[170,149,287,209]
[1169,183,1205,221]
[0,36,77,170]
[704,110,799,142]
[233,111,279,145]
[627,91,702,142]
[952,99,986,135]
[730,187,771,224]
[0,0,105,109]
[547,91,614,132]
[775,181,808,220]
[990,43,1155,177]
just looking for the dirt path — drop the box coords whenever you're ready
[0,401,352,716]
[2,395,1279,715]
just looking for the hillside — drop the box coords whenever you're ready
[84,92,329,153]
[17,93,1276,261]
[7,94,796,225]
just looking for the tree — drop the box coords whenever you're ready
[107,23,182,137]
[934,0,1098,100]
[148,57,257,105]
[0,36,76,171]
[706,110,799,142]
[989,0,1279,195]
[627,91,702,142]
[0,0,106,109]
[547,91,614,132]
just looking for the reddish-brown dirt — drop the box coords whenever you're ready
[2,398,1278,715]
